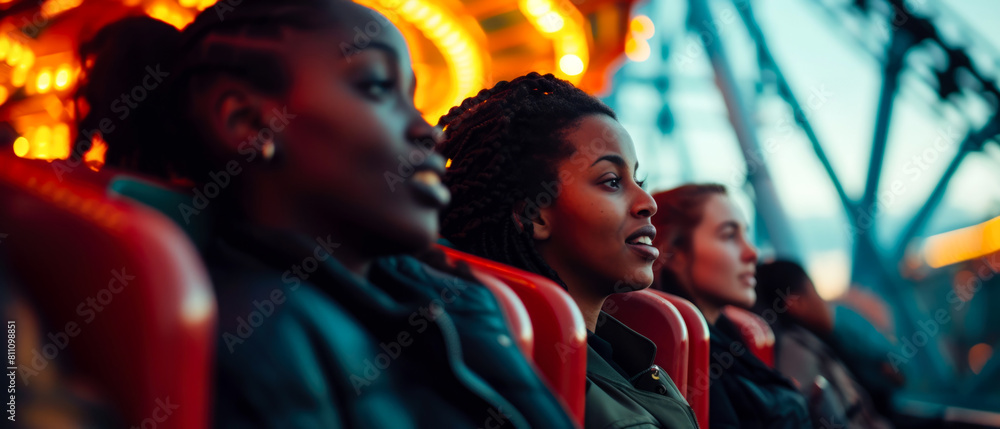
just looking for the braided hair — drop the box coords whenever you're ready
[437,72,616,288]
[76,0,358,183]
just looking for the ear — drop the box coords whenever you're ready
[531,205,553,240]
[784,292,805,315]
[196,78,269,156]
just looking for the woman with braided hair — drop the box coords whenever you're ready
[77,2,575,427]
[438,72,698,429]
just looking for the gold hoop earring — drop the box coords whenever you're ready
[261,138,276,162]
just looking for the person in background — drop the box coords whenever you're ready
[754,260,894,428]
[651,184,810,429]
[438,72,698,429]
[76,1,575,427]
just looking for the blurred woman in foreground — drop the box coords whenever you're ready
[78,1,574,427]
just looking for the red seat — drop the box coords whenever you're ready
[651,290,711,429]
[602,290,689,395]
[438,245,587,426]
[468,270,534,357]
[723,306,776,368]
[0,154,216,429]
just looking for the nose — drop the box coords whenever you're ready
[742,238,759,265]
[632,186,657,219]
[405,108,439,149]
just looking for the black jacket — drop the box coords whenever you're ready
[584,312,700,429]
[707,314,810,429]
[209,226,576,428]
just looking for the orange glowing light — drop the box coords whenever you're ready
[19,48,34,69]
[85,134,108,168]
[32,126,52,158]
[924,214,1000,268]
[11,65,29,87]
[445,158,452,169]
[55,66,71,89]
[36,69,52,92]
[625,36,650,62]
[559,54,584,76]
[12,137,29,157]
[539,12,564,33]
[0,86,7,105]
[7,42,21,65]
[53,123,70,158]
[630,15,655,40]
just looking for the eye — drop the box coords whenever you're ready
[600,176,622,190]
[636,179,646,189]
[357,79,395,99]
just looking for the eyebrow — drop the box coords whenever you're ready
[717,220,749,233]
[591,155,640,176]
[359,41,400,61]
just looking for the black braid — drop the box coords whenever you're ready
[437,72,616,289]
[76,0,356,182]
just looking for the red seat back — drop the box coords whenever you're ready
[722,306,775,367]
[651,290,710,429]
[468,270,534,357]
[602,290,689,394]
[438,245,587,426]
[0,154,216,429]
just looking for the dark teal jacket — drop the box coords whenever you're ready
[209,226,576,428]
[585,312,700,429]
[707,315,810,429]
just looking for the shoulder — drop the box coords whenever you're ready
[381,254,501,314]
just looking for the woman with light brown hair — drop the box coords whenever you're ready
[651,184,811,429]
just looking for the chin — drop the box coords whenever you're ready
[380,221,438,256]
[615,266,654,292]
[738,290,757,309]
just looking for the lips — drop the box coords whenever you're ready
[626,225,659,261]
[739,272,757,288]
[408,155,450,208]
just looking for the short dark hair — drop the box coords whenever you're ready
[753,259,811,322]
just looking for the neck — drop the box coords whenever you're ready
[576,294,609,332]
[699,300,722,325]
[241,176,373,278]
[545,261,611,332]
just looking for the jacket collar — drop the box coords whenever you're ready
[592,311,658,377]
[214,223,407,312]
